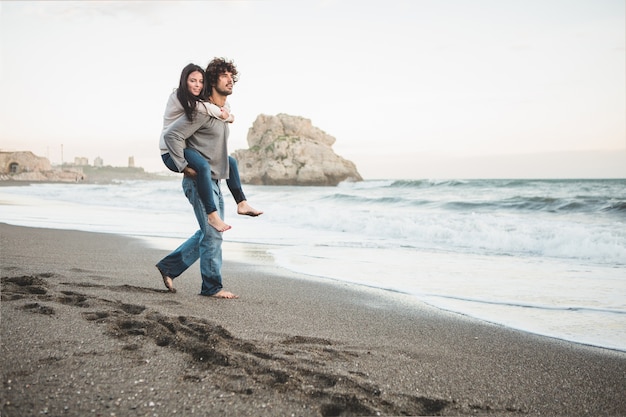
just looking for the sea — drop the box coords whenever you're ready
[1,178,625,352]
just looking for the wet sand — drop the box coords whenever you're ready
[1,223,625,416]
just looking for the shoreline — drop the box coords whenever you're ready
[135,234,626,354]
[2,223,625,416]
[14,229,625,354]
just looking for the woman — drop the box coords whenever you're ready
[159,64,261,233]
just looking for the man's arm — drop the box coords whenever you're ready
[163,113,210,172]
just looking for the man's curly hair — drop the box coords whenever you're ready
[205,57,239,90]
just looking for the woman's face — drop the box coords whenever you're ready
[187,71,204,96]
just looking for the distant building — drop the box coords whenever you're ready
[74,157,89,166]
[128,156,135,168]
[94,156,103,167]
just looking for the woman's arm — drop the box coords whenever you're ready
[162,91,185,129]
[197,101,234,123]
[221,101,234,123]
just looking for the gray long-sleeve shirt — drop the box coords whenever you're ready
[163,112,230,180]
[159,91,233,155]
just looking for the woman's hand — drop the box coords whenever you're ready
[183,166,197,178]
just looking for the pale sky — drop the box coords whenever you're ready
[1,0,625,179]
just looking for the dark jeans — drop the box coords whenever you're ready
[162,149,246,214]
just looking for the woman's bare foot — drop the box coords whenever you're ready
[237,201,263,217]
[208,212,231,232]
[211,289,239,299]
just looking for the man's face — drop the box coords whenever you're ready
[214,71,234,96]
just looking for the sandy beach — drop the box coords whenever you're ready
[1,223,625,416]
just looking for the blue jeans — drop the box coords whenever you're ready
[227,156,246,204]
[162,151,247,209]
[162,148,217,214]
[156,176,224,296]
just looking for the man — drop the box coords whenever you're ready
[156,57,239,299]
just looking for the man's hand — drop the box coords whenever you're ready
[183,167,197,178]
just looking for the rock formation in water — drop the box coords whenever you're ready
[232,114,362,186]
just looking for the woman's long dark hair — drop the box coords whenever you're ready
[177,63,205,121]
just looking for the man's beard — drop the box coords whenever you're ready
[214,85,233,96]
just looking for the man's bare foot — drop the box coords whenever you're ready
[211,289,239,299]
[208,212,231,232]
[237,201,263,217]
[156,266,176,293]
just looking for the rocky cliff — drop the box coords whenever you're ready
[0,151,84,182]
[0,151,163,183]
[232,114,362,186]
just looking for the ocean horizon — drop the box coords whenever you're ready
[1,177,624,352]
